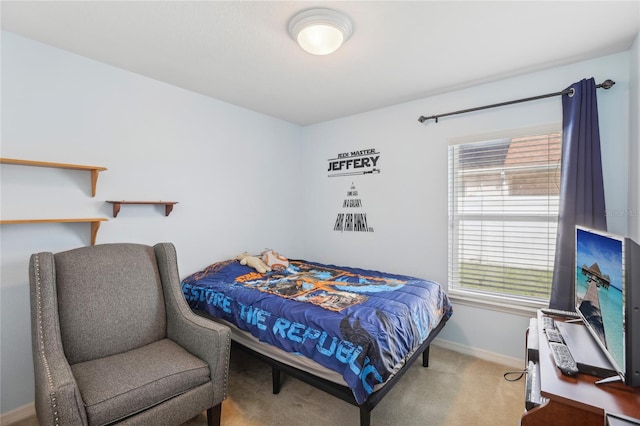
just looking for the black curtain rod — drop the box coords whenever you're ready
[418,79,615,123]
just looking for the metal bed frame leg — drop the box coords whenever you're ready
[422,345,430,367]
[359,406,371,426]
[272,366,281,394]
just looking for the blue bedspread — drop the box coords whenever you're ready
[182,259,452,404]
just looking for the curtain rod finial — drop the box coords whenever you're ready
[601,79,615,89]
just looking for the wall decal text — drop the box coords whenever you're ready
[334,183,374,233]
[327,148,381,178]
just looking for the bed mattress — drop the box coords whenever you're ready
[204,314,349,385]
[182,258,452,404]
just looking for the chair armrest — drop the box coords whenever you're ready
[30,253,87,426]
[154,243,231,403]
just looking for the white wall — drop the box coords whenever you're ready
[0,31,303,413]
[629,33,640,242]
[1,29,636,416]
[300,52,631,363]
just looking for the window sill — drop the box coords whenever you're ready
[448,288,547,317]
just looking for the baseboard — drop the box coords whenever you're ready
[433,337,524,370]
[1,402,35,425]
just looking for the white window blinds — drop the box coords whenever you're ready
[448,132,561,300]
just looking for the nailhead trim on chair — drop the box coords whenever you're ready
[223,333,230,398]
[34,254,60,426]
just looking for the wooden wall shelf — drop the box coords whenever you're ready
[0,218,108,245]
[106,201,178,217]
[0,158,107,197]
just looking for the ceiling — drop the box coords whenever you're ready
[2,1,639,126]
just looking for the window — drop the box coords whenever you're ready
[448,130,561,302]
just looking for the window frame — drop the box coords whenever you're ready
[447,124,562,314]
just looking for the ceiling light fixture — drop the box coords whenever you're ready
[288,8,353,56]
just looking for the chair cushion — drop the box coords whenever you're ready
[55,244,167,365]
[71,339,211,426]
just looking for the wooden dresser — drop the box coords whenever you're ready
[521,311,640,426]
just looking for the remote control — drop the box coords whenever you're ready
[541,316,556,330]
[545,328,564,344]
[549,342,579,376]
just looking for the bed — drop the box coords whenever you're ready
[181,255,452,426]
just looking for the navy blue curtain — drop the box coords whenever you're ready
[549,78,607,310]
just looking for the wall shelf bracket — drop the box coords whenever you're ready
[106,201,178,217]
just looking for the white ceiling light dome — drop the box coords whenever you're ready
[288,8,353,55]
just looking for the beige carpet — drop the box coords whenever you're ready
[10,345,525,426]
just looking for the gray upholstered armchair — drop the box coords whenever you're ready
[29,243,231,426]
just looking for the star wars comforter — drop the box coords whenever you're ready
[182,258,452,404]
